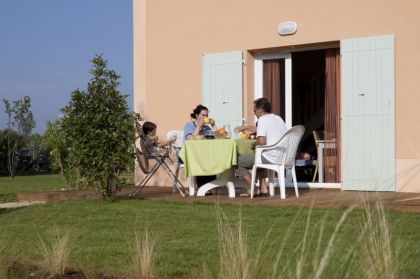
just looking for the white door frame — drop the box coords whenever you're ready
[254,52,341,189]
[254,53,292,128]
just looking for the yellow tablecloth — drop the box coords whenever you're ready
[179,139,237,177]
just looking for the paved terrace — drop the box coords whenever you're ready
[16,186,420,213]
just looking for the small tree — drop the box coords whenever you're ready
[61,54,139,200]
[27,133,44,170]
[2,96,35,178]
[0,129,14,173]
[42,120,85,188]
[42,120,66,177]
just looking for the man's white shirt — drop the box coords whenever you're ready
[256,114,288,162]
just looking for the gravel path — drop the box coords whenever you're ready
[0,201,46,209]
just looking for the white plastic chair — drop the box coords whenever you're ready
[167,130,212,196]
[312,130,337,183]
[251,125,305,199]
[166,130,185,193]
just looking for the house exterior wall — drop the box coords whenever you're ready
[133,0,420,192]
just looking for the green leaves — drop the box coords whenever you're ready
[61,54,139,200]
[2,96,35,177]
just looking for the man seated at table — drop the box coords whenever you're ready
[235,98,287,197]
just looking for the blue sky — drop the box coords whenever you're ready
[0,0,133,134]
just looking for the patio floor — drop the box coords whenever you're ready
[17,186,420,213]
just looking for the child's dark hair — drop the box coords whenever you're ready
[142,121,157,135]
[190,104,208,119]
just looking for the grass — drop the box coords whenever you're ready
[0,172,134,202]
[131,227,158,279]
[0,174,419,278]
[38,227,71,277]
[209,200,410,279]
[0,199,419,278]
[0,173,66,202]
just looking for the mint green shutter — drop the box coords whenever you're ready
[202,51,243,130]
[341,35,395,191]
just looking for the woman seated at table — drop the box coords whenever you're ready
[184,104,216,140]
[183,104,217,188]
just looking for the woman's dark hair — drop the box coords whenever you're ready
[253,98,271,113]
[190,104,209,119]
[142,121,157,135]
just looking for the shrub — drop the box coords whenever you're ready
[61,54,140,199]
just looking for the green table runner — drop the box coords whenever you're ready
[235,139,256,155]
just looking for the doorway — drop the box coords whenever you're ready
[254,47,341,183]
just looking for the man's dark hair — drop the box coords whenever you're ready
[253,98,271,113]
[142,121,157,135]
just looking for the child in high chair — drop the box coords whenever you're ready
[142,121,177,147]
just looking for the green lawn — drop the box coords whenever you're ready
[0,199,419,278]
[0,174,419,278]
[0,173,66,202]
[0,173,134,202]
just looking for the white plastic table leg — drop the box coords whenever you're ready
[196,179,235,197]
[227,182,235,198]
[188,176,196,196]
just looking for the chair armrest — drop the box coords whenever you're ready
[255,144,276,150]
[255,144,285,164]
[255,143,279,152]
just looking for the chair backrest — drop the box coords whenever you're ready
[135,144,150,174]
[166,130,184,149]
[283,125,305,167]
[135,122,151,173]
[267,125,305,167]
[135,121,172,173]
[313,130,321,143]
[135,122,154,158]
[313,130,337,149]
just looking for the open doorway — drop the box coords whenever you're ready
[255,47,341,184]
[292,50,325,156]
[291,49,341,183]
[292,50,325,182]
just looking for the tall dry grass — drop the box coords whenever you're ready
[360,198,400,279]
[131,227,158,279]
[216,209,269,279]
[208,196,400,279]
[38,227,71,277]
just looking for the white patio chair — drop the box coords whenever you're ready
[312,130,337,183]
[250,125,305,199]
[167,130,202,196]
[166,130,186,193]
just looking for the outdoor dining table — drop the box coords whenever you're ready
[179,138,255,197]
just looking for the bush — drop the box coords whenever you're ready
[61,54,140,200]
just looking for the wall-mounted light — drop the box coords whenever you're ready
[277,21,297,36]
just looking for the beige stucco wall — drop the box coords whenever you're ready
[134,0,420,192]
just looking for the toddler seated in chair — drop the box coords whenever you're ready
[142,121,177,148]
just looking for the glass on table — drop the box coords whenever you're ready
[223,125,231,138]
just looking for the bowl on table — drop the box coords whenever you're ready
[214,128,228,139]
[204,130,215,139]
